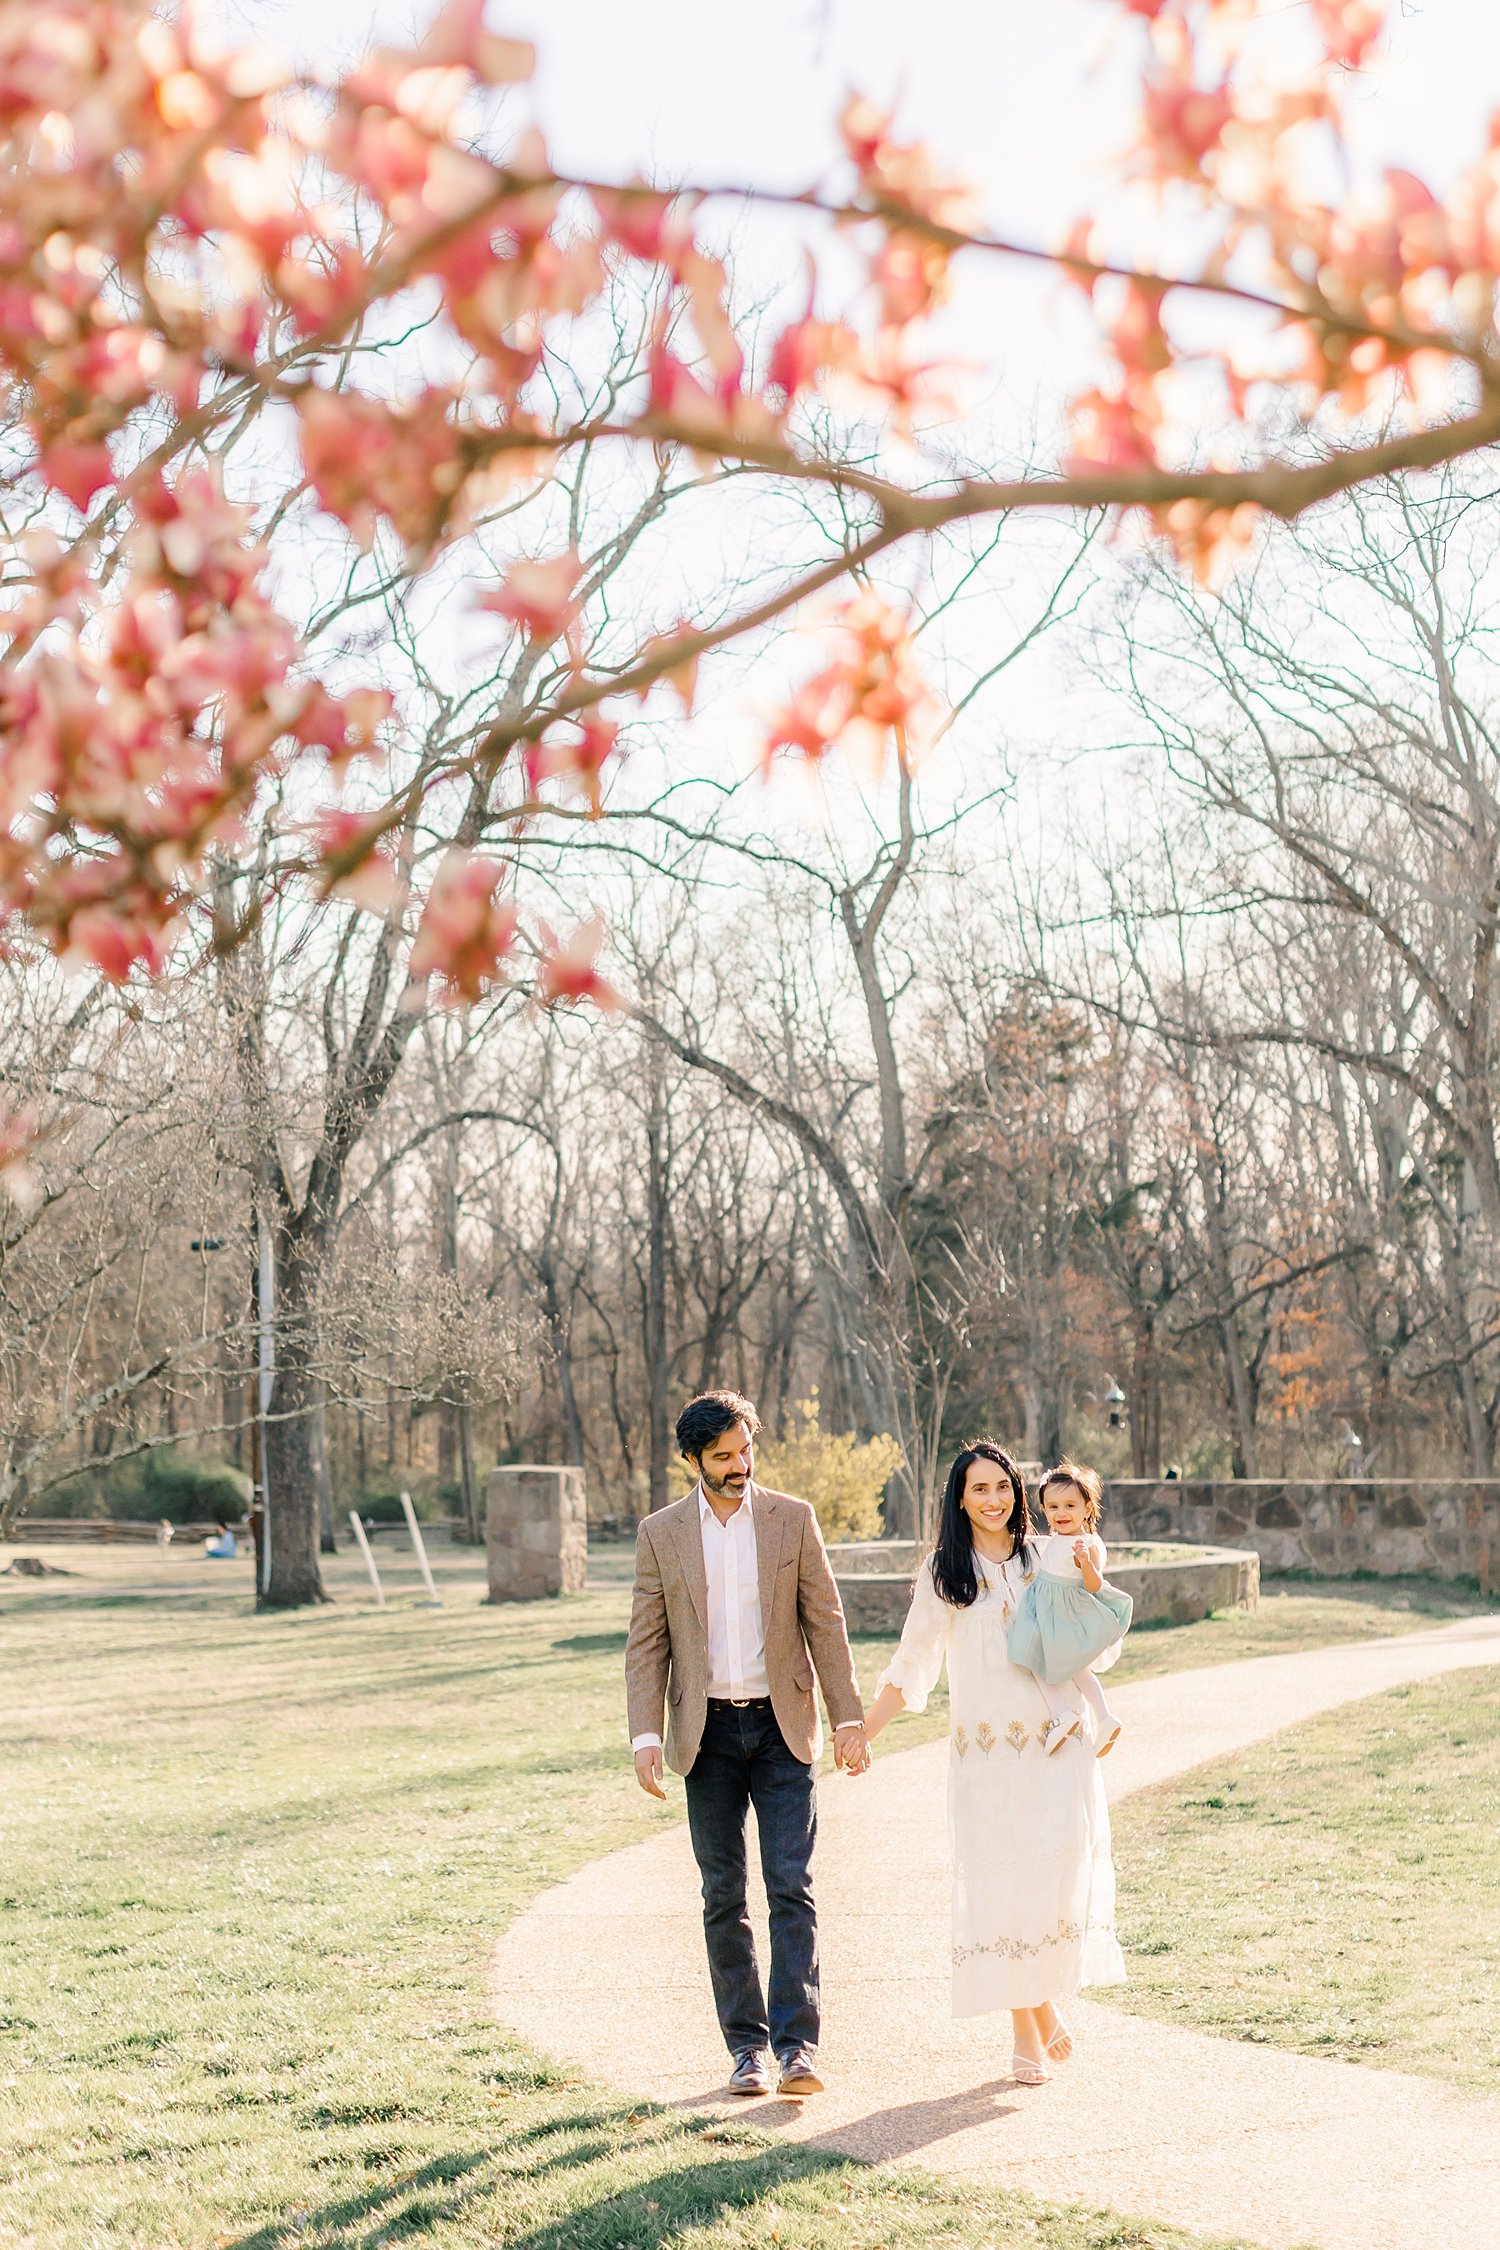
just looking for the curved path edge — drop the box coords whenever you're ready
[490,1615,1500,2250]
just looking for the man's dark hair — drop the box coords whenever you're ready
[675,1389,762,1463]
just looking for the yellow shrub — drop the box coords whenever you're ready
[755,1396,904,1543]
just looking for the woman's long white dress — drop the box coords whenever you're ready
[877,1549,1127,2017]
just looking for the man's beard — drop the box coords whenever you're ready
[703,1465,749,1498]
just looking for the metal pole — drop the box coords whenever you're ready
[348,1511,385,1606]
[399,1490,441,1605]
[257,1214,275,1602]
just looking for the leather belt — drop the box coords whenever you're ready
[708,1695,772,1709]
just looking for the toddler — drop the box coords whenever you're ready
[1007,1458,1131,1758]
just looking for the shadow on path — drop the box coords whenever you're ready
[805,2078,1022,2160]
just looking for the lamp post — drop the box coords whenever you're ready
[1105,1379,1127,1430]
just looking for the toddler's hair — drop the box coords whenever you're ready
[1037,1457,1103,1532]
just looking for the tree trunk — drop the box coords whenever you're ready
[1439,1220,1492,1476]
[312,1390,337,1554]
[1130,1305,1161,1478]
[260,1228,329,1608]
[1366,1351,1396,1475]
[458,1393,482,1543]
[539,1251,586,1468]
[436,1124,460,1487]
[645,1067,670,1513]
[1221,1314,1261,1480]
[1037,1383,1065,1471]
[1193,1135,1260,1477]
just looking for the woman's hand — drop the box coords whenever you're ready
[1073,1538,1103,1593]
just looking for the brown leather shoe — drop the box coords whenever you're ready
[776,2050,824,2097]
[727,2049,774,2096]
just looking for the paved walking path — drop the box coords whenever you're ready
[490,1615,1500,2250]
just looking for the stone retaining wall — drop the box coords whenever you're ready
[834,1544,1259,1635]
[1104,1480,1496,1593]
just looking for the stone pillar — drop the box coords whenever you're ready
[485,1465,586,1600]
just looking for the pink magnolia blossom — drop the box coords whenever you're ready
[0,0,1496,993]
[37,436,115,510]
[0,1098,42,1211]
[60,898,182,982]
[594,181,693,265]
[410,847,519,1003]
[0,454,387,977]
[537,911,617,1010]
[636,623,701,714]
[1151,497,1261,588]
[1311,0,1384,69]
[297,383,473,555]
[765,313,860,409]
[646,317,775,447]
[307,808,405,915]
[524,713,621,817]
[292,685,394,776]
[480,550,584,640]
[764,591,938,774]
[406,0,535,85]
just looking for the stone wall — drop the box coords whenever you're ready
[1104,1480,1496,1593]
[834,1545,1259,1635]
[485,1465,587,1600]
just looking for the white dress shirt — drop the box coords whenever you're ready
[631,1484,862,1752]
[700,1482,770,1700]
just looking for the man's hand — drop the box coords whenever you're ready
[634,1746,666,1799]
[834,1723,871,1776]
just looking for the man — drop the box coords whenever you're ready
[625,1388,870,2098]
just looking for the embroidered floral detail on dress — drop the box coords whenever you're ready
[1004,1719,1029,1755]
[952,1916,1113,1966]
[953,1723,969,1757]
[975,1721,996,1755]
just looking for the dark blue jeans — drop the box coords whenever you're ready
[683,1699,818,2061]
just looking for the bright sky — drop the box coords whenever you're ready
[218,0,1499,250]
[204,1,1500,870]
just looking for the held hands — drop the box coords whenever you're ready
[834,1722,872,1776]
[1073,1539,1103,1593]
[635,1729,871,1790]
[634,1745,666,1799]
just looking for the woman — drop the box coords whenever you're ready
[863,1441,1125,2082]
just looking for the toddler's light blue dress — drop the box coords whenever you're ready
[1007,1534,1132,1685]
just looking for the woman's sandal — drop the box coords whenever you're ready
[1095,1724,1121,1759]
[1043,2015,1074,2064]
[1010,2051,1050,2086]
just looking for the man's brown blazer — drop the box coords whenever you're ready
[624,1484,864,1774]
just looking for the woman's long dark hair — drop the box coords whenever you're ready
[931,1440,1032,1608]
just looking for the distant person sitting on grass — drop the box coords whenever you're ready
[1006,1460,1132,1759]
[203,1522,237,1559]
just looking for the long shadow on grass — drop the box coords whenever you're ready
[502,2141,853,2250]
[225,2149,495,2248]
[222,2117,850,2250]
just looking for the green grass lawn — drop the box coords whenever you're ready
[1110,1668,1500,2093]
[0,1545,1491,2250]
[1107,1571,1493,1685]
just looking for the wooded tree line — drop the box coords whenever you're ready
[7,475,1500,1570]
